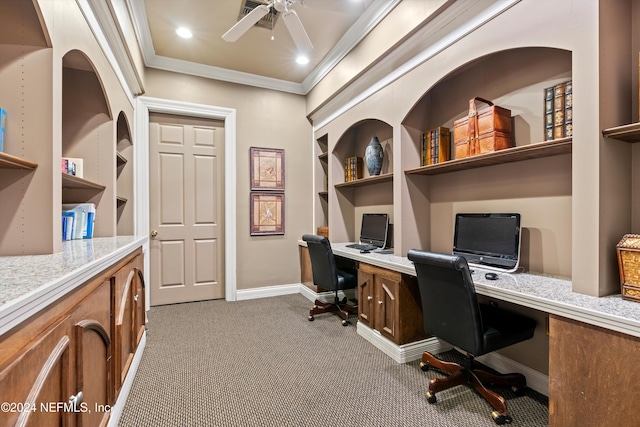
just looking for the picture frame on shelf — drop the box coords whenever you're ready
[250,192,285,236]
[250,147,285,191]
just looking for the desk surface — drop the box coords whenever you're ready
[328,242,640,339]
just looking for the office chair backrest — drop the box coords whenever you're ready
[303,234,339,291]
[407,250,485,356]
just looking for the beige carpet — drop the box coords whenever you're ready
[118,294,548,426]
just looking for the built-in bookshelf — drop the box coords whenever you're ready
[0,0,135,255]
[334,172,393,188]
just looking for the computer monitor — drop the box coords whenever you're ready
[359,213,389,248]
[452,213,522,272]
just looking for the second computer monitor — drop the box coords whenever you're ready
[360,213,389,248]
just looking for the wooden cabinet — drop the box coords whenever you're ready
[111,251,145,401]
[357,262,426,345]
[0,248,143,426]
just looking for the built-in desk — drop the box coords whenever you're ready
[327,242,640,427]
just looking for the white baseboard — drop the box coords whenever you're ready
[476,351,549,396]
[235,283,302,300]
[235,285,549,396]
[356,322,452,363]
[108,331,147,426]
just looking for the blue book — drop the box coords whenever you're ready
[0,108,6,152]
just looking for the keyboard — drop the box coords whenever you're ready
[346,243,378,251]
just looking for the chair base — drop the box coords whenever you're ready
[308,296,358,325]
[420,350,526,424]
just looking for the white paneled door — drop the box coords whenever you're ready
[149,115,225,305]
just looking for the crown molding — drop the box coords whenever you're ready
[126,0,399,95]
[299,0,401,93]
[76,0,144,101]
[309,0,522,129]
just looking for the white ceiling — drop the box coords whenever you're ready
[128,0,400,94]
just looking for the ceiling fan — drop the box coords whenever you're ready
[222,0,314,52]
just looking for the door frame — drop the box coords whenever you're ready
[134,96,237,307]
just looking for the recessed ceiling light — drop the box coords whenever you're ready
[176,27,193,39]
[296,55,309,65]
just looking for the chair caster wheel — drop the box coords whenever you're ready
[341,319,349,326]
[419,361,430,372]
[491,411,512,425]
[308,315,314,321]
[511,386,525,396]
[426,392,437,404]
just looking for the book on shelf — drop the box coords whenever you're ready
[62,211,75,240]
[0,108,6,152]
[544,80,572,140]
[344,156,363,182]
[62,203,95,240]
[61,157,84,178]
[420,127,450,166]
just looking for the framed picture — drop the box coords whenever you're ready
[250,192,285,235]
[250,147,285,191]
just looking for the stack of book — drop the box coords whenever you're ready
[421,126,451,166]
[544,80,572,141]
[61,157,84,178]
[62,203,95,241]
[344,156,362,182]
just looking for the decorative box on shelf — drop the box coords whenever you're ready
[317,226,328,239]
[616,234,640,302]
[453,97,512,159]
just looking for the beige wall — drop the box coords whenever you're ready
[142,68,313,290]
[307,0,449,113]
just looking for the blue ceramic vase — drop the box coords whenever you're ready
[365,136,384,176]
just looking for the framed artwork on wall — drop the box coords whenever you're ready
[250,147,285,191]
[250,192,285,235]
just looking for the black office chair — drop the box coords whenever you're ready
[407,249,536,425]
[303,234,358,326]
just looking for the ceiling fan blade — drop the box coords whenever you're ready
[282,9,314,52]
[222,4,271,42]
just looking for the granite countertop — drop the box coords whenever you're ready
[0,236,147,335]
[327,242,640,338]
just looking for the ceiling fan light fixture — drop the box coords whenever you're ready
[176,27,193,38]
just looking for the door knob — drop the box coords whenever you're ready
[69,391,83,412]
[150,230,158,238]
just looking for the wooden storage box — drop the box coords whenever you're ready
[453,97,513,159]
[616,234,640,302]
[317,226,328,239]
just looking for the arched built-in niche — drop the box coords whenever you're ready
[331,118,394,245]
[116,111,134,235]
[62,49,115,238]
[400,47,573,277]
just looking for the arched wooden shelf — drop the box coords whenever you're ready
[61,173,106,191]
[0,152,38,170]
[405,138,572,176]
[602,123,640,143]
[335,172,393,188]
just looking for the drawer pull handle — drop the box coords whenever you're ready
[69,391,83,412]
[378,301,383,305]
[367,296,373,301]
[134,294,139,302]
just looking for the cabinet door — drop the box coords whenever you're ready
[133,265,146,348]
[111,266,136,399]
[0,317,73,427]
[74,281,111,427]
[374,275,400,342]
[357,268,375,328]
